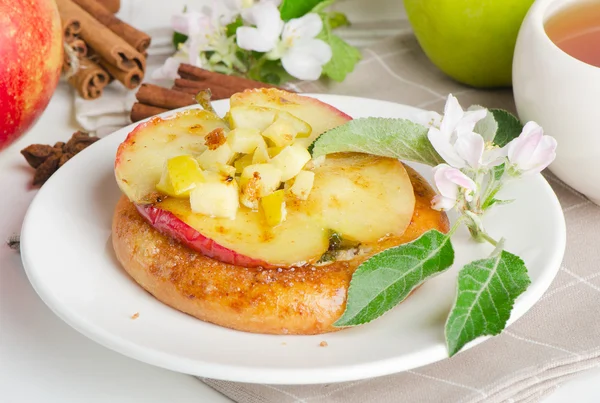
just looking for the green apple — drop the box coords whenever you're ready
[404,0,534,88]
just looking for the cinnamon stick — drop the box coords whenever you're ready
[71,0,151,53]
[68,58,110,100]
[97,0,120,13]
[131,103,168,122]
[178,64,279,90]
[173,78,239,100]
[99,58,143,89]
[69,38,88,58]
[171,85,199,95]
[136,84,195,110]
[58,6,82,43]
[56,0,145,72]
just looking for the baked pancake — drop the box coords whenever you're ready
[112,165,449,335]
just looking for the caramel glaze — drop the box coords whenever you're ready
[112,165,449,335]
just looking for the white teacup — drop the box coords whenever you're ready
[513,0,600,204]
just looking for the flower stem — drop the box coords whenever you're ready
[479,232,499,247]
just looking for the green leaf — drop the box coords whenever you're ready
[445,248,531,356]
[309,117,444,166]
[327,11,350,29]
[173,32,188,49]
[280,0,326,20]
[226,16,244,37]
[318,32,361,82]
[334,229,455,326]
[490,109,523,147]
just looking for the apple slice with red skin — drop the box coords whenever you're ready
[136,203,271,268]
[115,90,415,268]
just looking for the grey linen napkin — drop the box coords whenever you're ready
[200,34,600,402]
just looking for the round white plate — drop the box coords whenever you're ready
[21,94,566,385]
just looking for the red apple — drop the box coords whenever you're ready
[0,0,63,150]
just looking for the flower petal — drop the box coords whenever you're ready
[151,57,182,80]
[523,135,557,174]
[482,145,508,167]
[432,194,456,211]
[282,13,323,42]
[507,121,544,169]
[454,131,484,169]
[428,127,466,168]
[281,39,331,80]
[242,3,283,43]
[440,94,464,135]
[433,164,459,199]
[457,108,488,134]
[236,26,278,52]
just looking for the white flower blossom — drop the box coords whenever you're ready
[236,4,332,80]
[428,95,505,169]
[507,122,557,175]
[431,164,477,211]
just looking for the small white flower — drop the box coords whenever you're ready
[428,95,505,169]
[431,164,477,211]
[236,3,283,52]
[277,14,332,80]
[236,5,332,80]
[507,122,557,175]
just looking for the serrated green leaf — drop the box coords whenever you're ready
[318,32,361,82]
[445,248,531,356]
[491,109,523,147]
[334,229,454,326]
[309,117,444,166]
[280,0,325,20]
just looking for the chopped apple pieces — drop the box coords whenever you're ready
[227,128,263,154]
[240,163,282,209]
[289,170,314,200]
[261,111,312,146]
[229,106,277,131]
[197,142,235,170]
[270,144,311,181]
[190,174,239,220]
[260,189,287,226]
[150,102,322,224]
[156,155,204,197]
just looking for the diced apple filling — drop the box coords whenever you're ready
[156,155,204,197]
[152,104,319,225]
[261,112,312,147]
[228,106,277,131]
[270,144,311,181]
[289,170,314,200]
[227,128,263,154]
[190,172,239,220]
[251,138,270,164]
[240,163,282,210]
[197,142,235,170]
[260,189,287,226]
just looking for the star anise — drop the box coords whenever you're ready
[21,131,99,186]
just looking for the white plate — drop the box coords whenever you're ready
[20,94,566,385]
